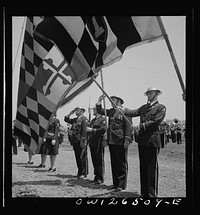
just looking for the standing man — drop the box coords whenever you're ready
[96,95,133,192]
[64,107,88,179]
[121,87,166,198]
[87,107,106,184]
[174,118,182,144]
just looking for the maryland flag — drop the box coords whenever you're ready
[14,16,165,153]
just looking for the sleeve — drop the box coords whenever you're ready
[140,105,166,131]
[54,119,60,139]
[124,116,133,143]
[64,116,74,124]
[124,107,141,117]
[96,104,113,117]
[92,119,106,136]
[80,117,88,143]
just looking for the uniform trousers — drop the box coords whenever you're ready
[138,146,160,197]
[109,144,128,189]
[73,141,88,176]
[90,145,105,182]
[176,132,182,144]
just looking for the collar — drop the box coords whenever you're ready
[77,114,84,120]
[148,100,158,107]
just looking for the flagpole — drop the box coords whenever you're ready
[156,16,186,96]
[12,17,26,73]
[100,69,108,141]
[92,75,133,128]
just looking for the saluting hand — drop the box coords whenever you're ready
[97,94,106,103]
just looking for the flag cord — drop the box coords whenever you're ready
[156,16,185,96]
[12,17,26,72]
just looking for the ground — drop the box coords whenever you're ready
[11,137,186,201]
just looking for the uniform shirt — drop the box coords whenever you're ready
[64,114,88,144]
[89,115,106,147]
[124,101,166,147]
[96,104,132,146]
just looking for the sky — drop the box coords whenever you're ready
[12,16,186,126]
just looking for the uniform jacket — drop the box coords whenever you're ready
[96,104,132,146]
[64,115,88,144]
[89,115,106,147]
[124,101,166,147]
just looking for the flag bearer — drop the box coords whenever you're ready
[120,87,166,198]
[96,95,133,192]
[87,107,106,184]
[64,107,88,179]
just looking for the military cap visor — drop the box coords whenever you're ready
[144,87,162,96]
[110,96,124,104]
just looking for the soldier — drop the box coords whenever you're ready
[87,107,106,184]
[120,87,166,198]
[173,118,182,144]
[64,107,88,179]
[96,95,132,192]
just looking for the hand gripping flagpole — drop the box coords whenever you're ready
[156,16,186,101]
[92,75,133,129]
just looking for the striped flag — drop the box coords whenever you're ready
[14,17,55,153]
[39,16,164,107]
[35,16,164,76]
[14,16,164,153]
[14,17,78,153]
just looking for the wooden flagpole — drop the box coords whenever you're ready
[156,16,186,97]
[100,69,108,143]
[12,17,26,73]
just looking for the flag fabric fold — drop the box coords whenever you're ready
[14,16,164,153]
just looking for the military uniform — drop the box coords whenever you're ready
[96,104,132,190]
[124,100,166,197]
[89,115,106,183]
[174,123,182,144]
[64,114,88,177]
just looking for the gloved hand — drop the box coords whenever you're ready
[52,139,56,145]
[124,141,129,149]
[102,133,107,147]
[80,140,87,148]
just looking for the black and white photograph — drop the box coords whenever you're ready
[3,8,194,207]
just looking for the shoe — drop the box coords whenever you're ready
[108,185,117,190]
[27,161,34,165]
[78,175,87,179]
[114,187,124,192]
[94,179,103,185]
[38,164,45,168]
[48,168,56,172]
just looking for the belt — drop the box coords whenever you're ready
[47,132,54,136]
